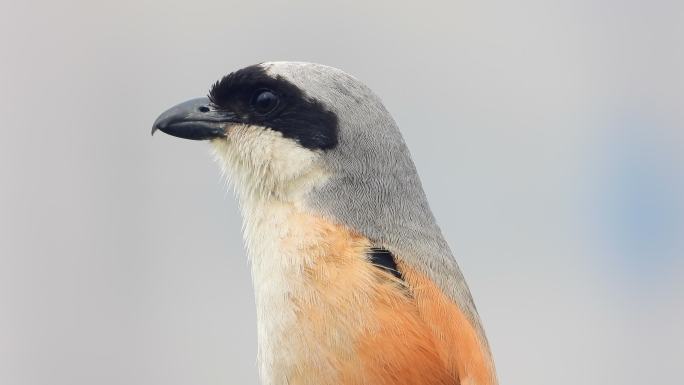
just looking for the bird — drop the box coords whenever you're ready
[152,62,497,385]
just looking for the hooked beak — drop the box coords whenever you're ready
[151,97,239,140]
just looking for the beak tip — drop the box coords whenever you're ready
[151,116,167,137]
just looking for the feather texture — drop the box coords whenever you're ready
[207,62,497,385]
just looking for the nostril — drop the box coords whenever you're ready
[198,105,210,113]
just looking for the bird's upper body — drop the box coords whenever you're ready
[153,62,497,385]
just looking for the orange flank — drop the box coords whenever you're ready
[284,213,495,385]
[398,263,497,385]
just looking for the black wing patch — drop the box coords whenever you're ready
[368,247,402,280]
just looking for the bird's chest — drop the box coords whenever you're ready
[242,201,374,385]
[239,200,473,385]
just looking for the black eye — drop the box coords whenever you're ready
[251,89,279,114]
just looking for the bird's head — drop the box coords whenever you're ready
[154,62,416,205]
[153,62,438,250]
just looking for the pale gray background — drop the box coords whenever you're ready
[1,1,683,384]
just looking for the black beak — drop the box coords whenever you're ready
[151,97,239,140]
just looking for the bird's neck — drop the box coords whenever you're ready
[238,196,365,385]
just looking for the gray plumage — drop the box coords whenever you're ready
[265,62,488,344]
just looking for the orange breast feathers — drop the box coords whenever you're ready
[289,215,496,385]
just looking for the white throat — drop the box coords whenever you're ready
[211,125,332,384]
